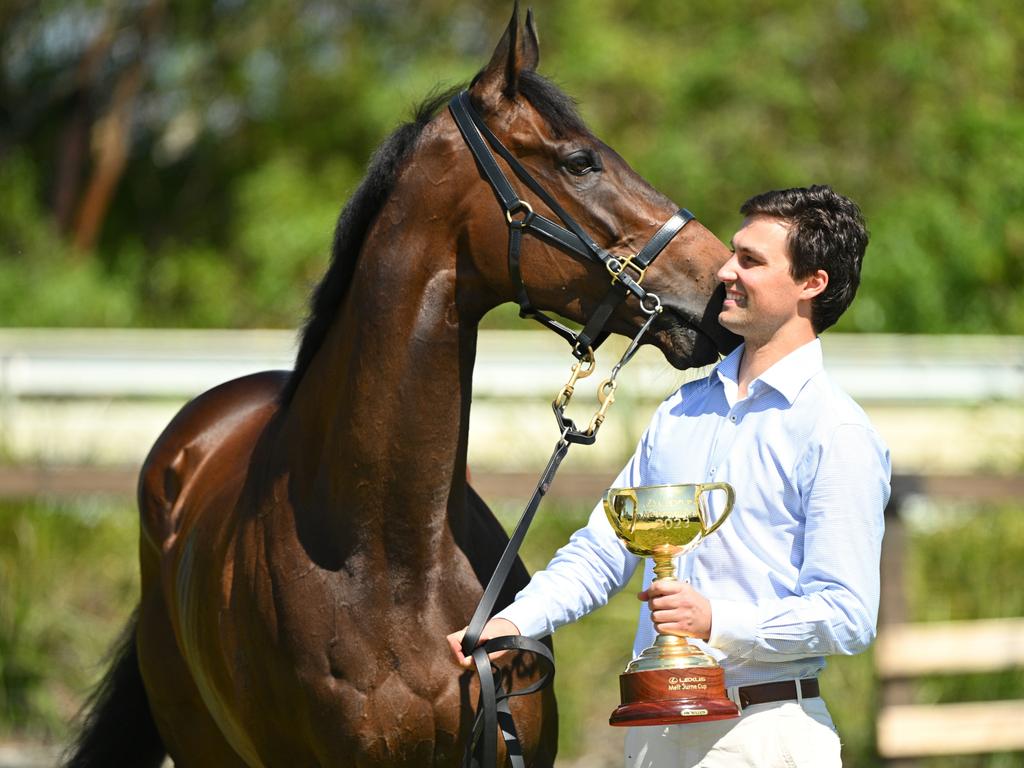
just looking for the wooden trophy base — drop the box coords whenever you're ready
[609,666,740,727]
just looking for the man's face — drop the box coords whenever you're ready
[716,216,819,345]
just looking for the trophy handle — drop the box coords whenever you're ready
[604,487,640,538]
[695,482,735,537]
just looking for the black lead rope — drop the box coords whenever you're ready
[460,311,661,768]
[461,441,566,768]
[448,89,694,767]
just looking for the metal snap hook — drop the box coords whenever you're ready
[553,349,596,411]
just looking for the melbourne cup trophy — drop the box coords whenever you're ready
[604,482,740,726]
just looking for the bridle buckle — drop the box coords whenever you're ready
[606,252,646,286]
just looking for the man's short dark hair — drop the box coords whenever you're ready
[740,185,868,333]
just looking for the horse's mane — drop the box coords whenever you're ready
[280,71,589,405]
[278,86,458,405]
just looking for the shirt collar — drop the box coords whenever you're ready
[713,338,823,405]
[712,345,743,405]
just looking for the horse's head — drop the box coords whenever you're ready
[430,6,739,368]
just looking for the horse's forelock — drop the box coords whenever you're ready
[515,71,592,139]
[467,69,591,141]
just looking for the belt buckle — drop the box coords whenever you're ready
[727,686,742,709]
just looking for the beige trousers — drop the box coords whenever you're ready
[623,698,841,768]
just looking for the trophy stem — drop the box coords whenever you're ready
[651,548,676,581]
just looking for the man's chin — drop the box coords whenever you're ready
[717,312,740,335]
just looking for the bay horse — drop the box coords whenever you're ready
[65,7,738,767]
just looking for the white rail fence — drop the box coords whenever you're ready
[1,328,1022,476]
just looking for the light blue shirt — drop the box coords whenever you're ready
[496,338,891,688]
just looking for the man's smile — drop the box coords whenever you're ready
[723,287,746,307]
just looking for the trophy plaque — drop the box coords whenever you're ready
[604,482,740,727]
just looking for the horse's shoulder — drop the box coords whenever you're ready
[138,370,289,548]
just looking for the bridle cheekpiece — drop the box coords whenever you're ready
[448,91,694,359]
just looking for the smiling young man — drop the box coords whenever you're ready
[449,185,891,767]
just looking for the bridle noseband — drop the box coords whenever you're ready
[448,90,701,768]
[449,90,694,359]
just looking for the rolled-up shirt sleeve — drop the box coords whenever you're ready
[708,423,890,660]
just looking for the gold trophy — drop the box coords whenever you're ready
[604,482,740,726]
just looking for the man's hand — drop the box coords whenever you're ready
[638,580,712,640]
[446,617,521,670]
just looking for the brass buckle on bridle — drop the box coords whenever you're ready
[605,252,646,286]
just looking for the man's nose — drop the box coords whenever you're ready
[716,255,738,283]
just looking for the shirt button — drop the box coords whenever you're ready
[730,415,737,422]
[709,468,716,476]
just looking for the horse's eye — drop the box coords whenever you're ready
[563,150,600,176]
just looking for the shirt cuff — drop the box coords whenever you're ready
[493,596,554,641]
[708,597,756,657]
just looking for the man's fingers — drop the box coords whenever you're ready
[446,618,521,671]
[649,595,674,611]
[446,628,474,669]
[653,621,695,638]
[641,580,712,641]
[646,579,686,596]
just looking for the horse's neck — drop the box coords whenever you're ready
[283,221,477,564]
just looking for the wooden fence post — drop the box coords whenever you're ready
[878,474,918,768]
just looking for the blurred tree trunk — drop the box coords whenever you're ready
[54,20,116,234]
[71,0,165,252]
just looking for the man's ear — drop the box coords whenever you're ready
[800,269,829,300]
[471,3,540,106]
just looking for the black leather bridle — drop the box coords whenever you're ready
[449,90,694,359]
[448,90,697,768]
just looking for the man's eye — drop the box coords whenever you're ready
[563,151,599,176]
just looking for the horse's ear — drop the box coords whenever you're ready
[473,3,540,104]
[524,8,541,71]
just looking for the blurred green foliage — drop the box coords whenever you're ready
[0,499,138,740]
[1,0,1023,333]
[4,496,1022,765]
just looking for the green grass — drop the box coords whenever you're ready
[0,498,139,741]
[2,495,1022,767]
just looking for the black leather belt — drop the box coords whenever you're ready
[736,678,820,708]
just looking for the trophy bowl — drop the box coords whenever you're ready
[604,482,740,726]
